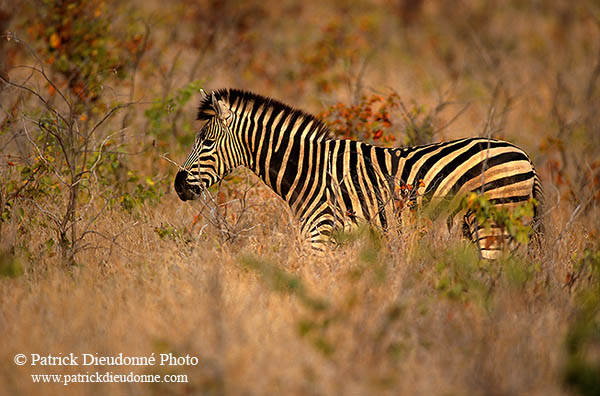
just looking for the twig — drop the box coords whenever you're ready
[21,115,69,187]
[88,102,131,137]
[160,153,187,173]
[3,32,72,109]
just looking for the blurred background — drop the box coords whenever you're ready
[0,1,599,395]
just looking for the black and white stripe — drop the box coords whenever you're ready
[174,89,543,258]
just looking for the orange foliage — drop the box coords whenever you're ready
[320,92,400,145]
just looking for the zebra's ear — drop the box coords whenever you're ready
[211,92,232,124]
[200,88,208,101]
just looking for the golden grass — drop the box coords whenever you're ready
[0,187,592,395]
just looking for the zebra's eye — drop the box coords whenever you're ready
[203,139,215,148]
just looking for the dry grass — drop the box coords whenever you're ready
[0,188,593,395]
[1,0,600,394]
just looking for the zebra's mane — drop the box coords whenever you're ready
[197,89,334,140]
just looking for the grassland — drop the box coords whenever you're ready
[1,0,599,395]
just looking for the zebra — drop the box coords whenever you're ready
[174,89,543,259]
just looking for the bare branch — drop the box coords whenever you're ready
[161,153,187,172]
[88,102,131,137]
[21,115,69,187]
[1,32,72,110]
[0,72,70,126]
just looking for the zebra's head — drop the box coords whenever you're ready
[174,90,240,201]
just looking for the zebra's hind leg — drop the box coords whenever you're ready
[527,199,544,257]
[463,210,508,260]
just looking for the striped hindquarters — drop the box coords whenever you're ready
[398,137,539,258]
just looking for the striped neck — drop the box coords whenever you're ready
[200,89,333,196]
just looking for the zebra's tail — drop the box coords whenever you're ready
[530,172,544,252]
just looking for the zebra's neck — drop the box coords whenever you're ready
[223,90,332,199]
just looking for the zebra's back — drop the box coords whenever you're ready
[318,137,541,258]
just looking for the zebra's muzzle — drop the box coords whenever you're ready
[174,170,201,201]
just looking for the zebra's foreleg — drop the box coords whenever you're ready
[301,205,337,253]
